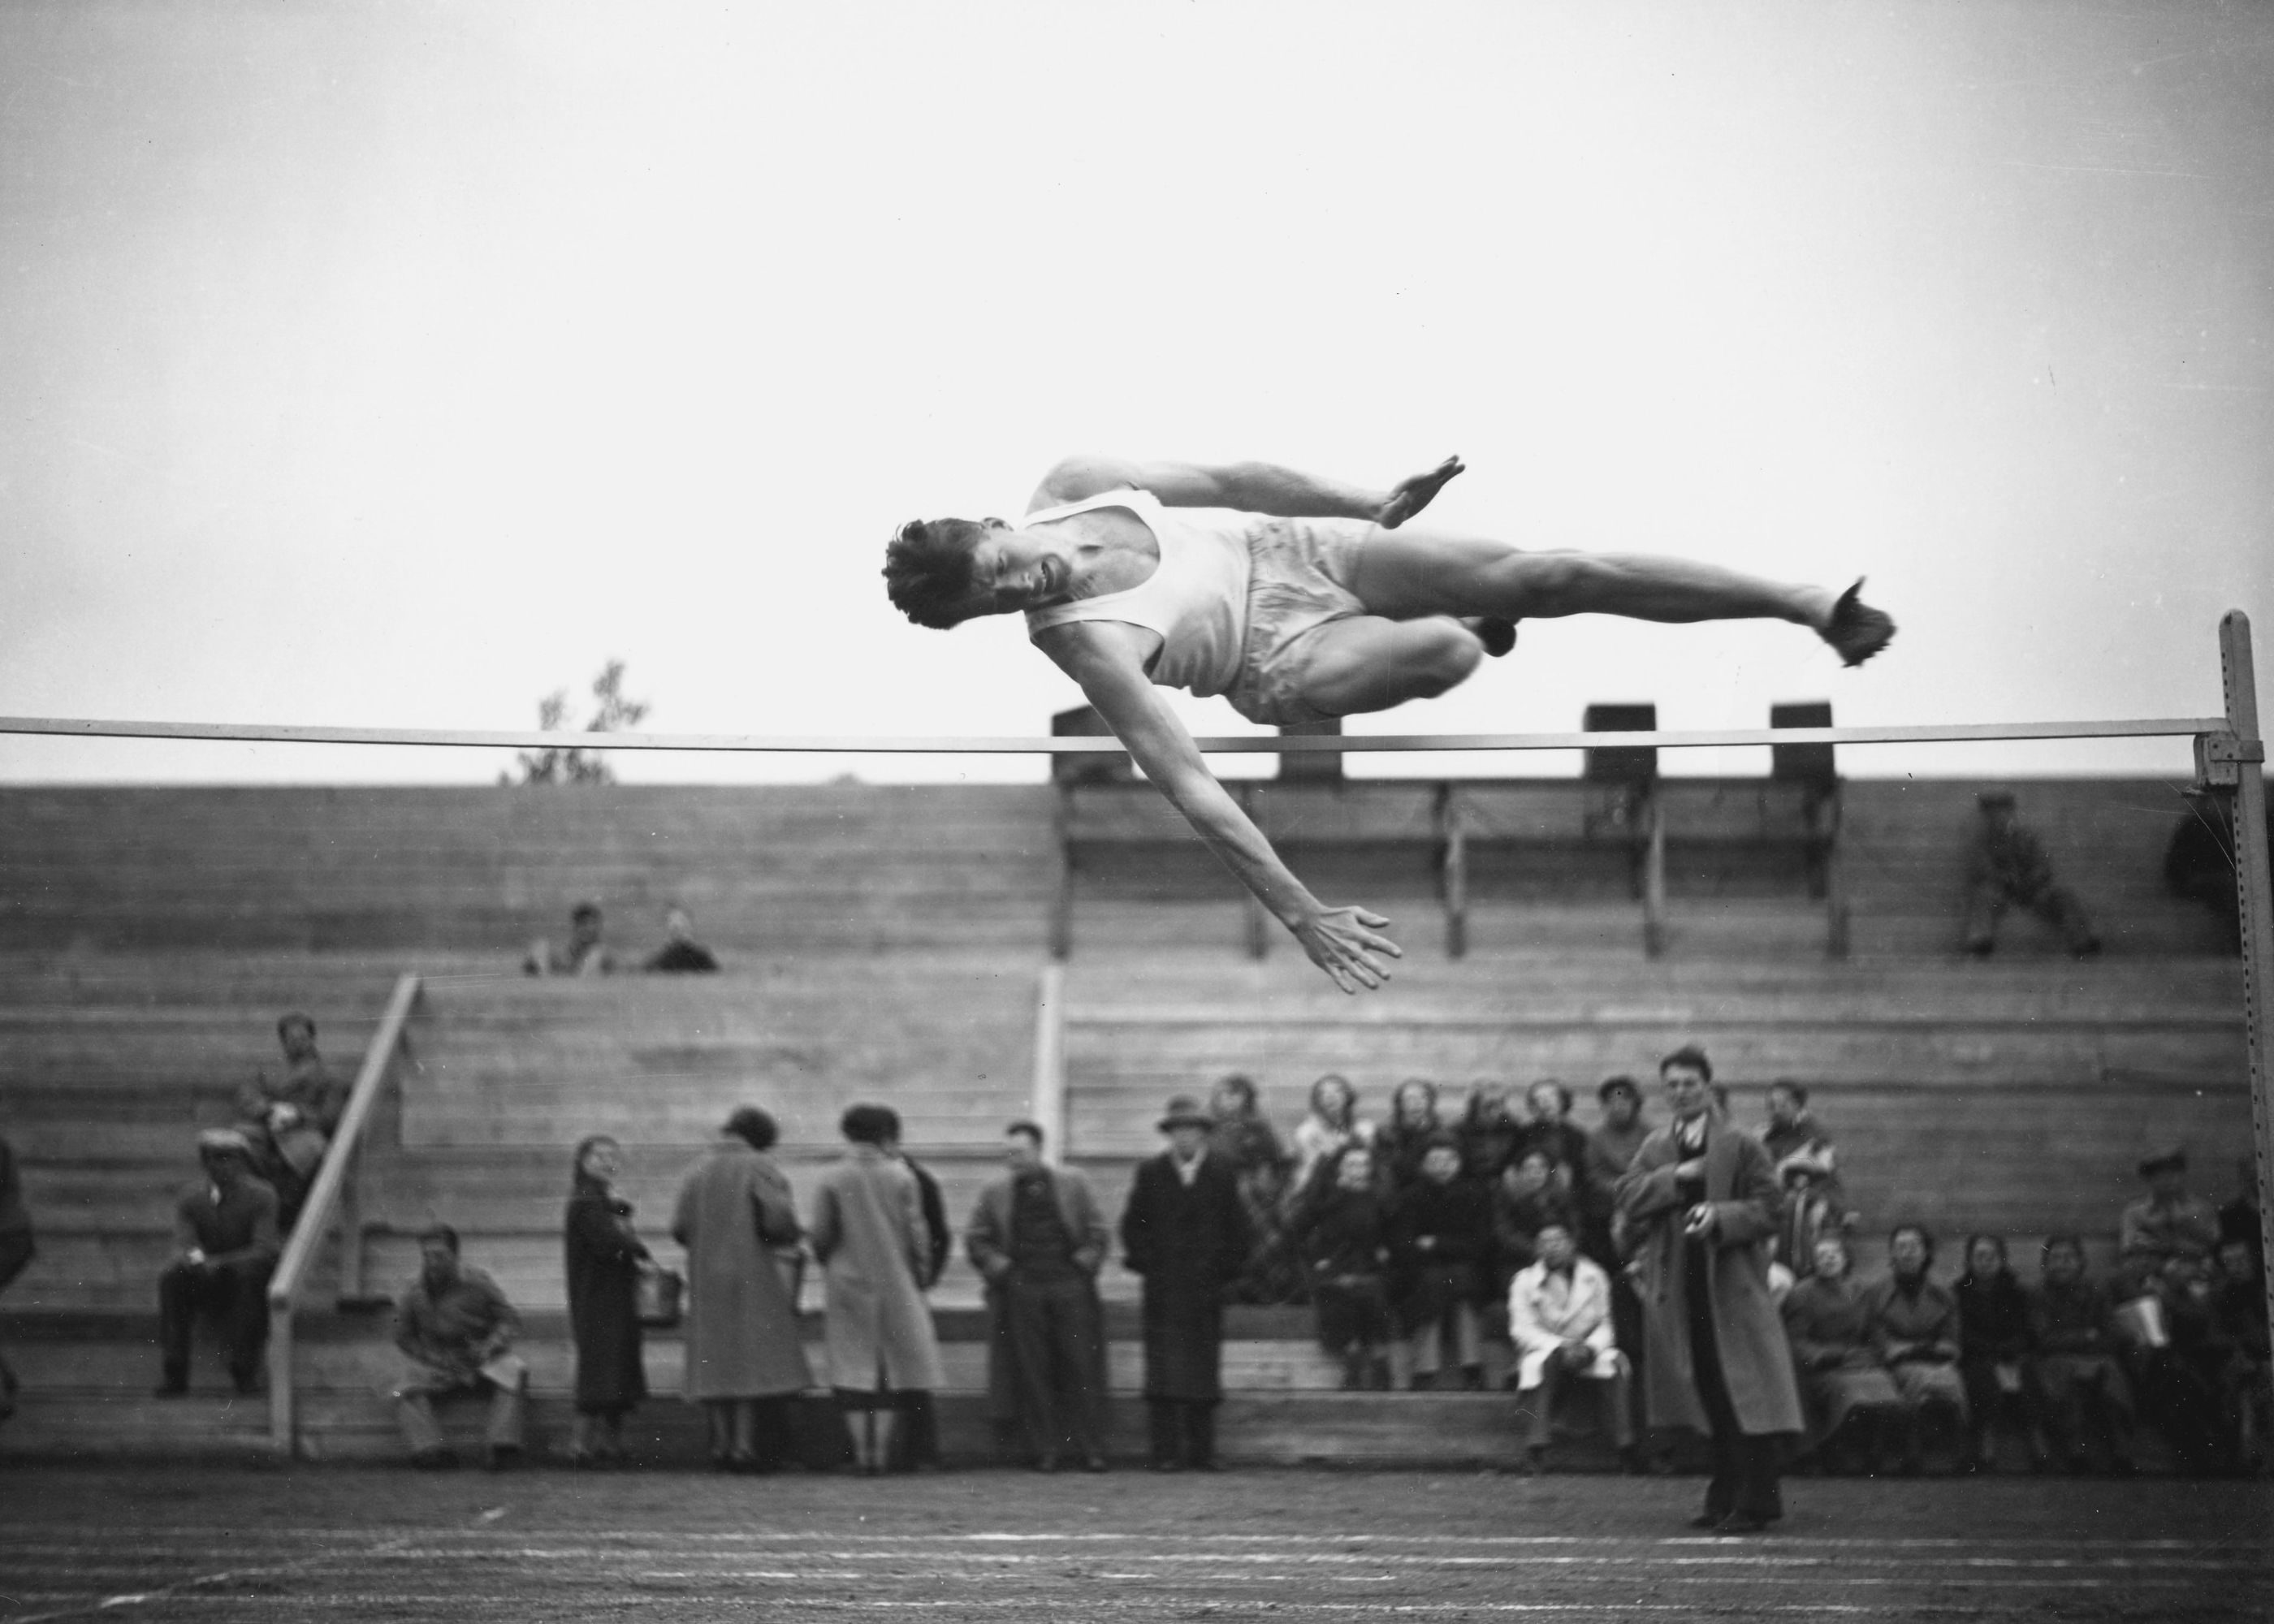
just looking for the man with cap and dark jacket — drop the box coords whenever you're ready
[155,1128,282,1397]
[1120,1094,1252,1471]
[1963,791,2100,957]
[2120,1147,2220,1294]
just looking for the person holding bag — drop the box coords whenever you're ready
[563,1134,650,1466]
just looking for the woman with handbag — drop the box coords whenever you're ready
[563,1134,650,1466]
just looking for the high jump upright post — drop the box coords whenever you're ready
[2210,611,2274,1369]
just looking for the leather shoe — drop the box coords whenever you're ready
[1688,1512,1727,1531]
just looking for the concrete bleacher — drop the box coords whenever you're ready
[0,778,2256,1466]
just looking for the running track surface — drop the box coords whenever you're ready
[0,1465,2268,1622]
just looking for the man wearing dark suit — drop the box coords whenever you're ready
[1616,1046,1805,1533]
[967,1121,1111,1471]
[881,1109,951,1470]
[1120,1094,1252,1471]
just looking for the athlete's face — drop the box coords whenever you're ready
[970,522,1067,613]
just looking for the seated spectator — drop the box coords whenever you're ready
[155,1129,281,1398]
[1490,1147,1578,1286]
[1953,1234,2045,1473]
[2163,789,2267,953]
[1294,1145,1395,1391]
[2218,1154,2262,1273]
[1376,1078,1448,1191]
[1963,791,2100,958]
[1456,1082,1522,1186]
[525,901,616,977]
[562,1135,649,1468]
[645,906,721,973]
[2131,1252,2241,1476]
[1287,1073,1375,1198]
[2120,1146,2220,1293]
[1207,1074,1301,1305]
[1771,1156,1852,1288]
[236,1011,347,1229]
[2027,1234,2138,1475]
[1389,1135,1493,1391]
[2212,1237,2271,1474]
[393,1224,526,1470]
[1758,1082,1840,1200]
[1780,1234,1904,1474]
[1507,1220,1636,1474]
[1517,1082,1601,1250]
[1863,1224,1967,1473]
[0,1130,32,1423]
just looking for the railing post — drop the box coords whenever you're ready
[1642,794,1667,957]
[2216,612,2274,1378]
[1031,963,1067,1165]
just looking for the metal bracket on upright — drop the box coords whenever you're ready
[2194,729,2267,789]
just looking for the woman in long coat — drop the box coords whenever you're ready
[672,1106,811,1471]
[808,1103,945,1473]
[1779,1234,1904,1471]
[564,1134,648,1465]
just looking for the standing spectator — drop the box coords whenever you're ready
[392,1224,525,1470]
[1293,1145,1394,1391]
[2120,1147,2221,1292]
[881,1109,950,1471]
[2027,1234,2138,1475]
[1584,1075,1654,1452]
[1376,1078,1447,1190]
[1757,1082,1839,1200]
[1615,1045,1805,1535]
[525,901,616,977]
[154,1129,280,1398]
[562,1134,648,1467]
[1456,1082,1523,1186]
[644,906,721,973]
[1507,1220,1636,1474]
[1120,1094,1251,1471]
[2212,1237,2271,1473]
[0,1130,32,1423]
[1288,1073,1375,1196]
[237,1011,347,1229]
[1863,1224,1968,1475]
[966,1121,1110,1471]
[672,1107,810,1473]
[1390,1135,1493,1392]
[810,1104,947,1475]
[1962,791,2100,957]
[1584,1078,1650,1200]
[2217,1154,2263,1274]
[1780,1234,1904,1474]
[1953,1234,2044,1473]
[1208,1074,1300,1305]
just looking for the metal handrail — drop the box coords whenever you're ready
[266,972,422,1453]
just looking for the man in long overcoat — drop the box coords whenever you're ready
[1120,1094,1252,1471]
[967,1120,1112,1470]
[1616,1046,1805,1532]
[672,1107,811,1471]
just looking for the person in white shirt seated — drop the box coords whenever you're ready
[1507,1220,1638,1474]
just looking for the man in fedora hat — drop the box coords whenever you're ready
[1120,1093,1252,1471]
[155,1128,282,1397]
[2119,1146,2219,1293]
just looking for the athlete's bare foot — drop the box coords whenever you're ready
[1822,579,1896,667]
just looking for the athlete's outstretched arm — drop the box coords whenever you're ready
[1030,455,1463,530]
[1039,620,1402,994]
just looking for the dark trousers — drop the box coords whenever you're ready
[1147,1397,1218,1468]
[0,1231,30,1407]
[158,1258,274,1389]
[1004,1275,1104,1460]
[1965,879,2097,955]
[894,1390,940,1469]
[1685,1240,1780,1522]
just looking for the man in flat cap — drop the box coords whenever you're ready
[155,1128,282,1397]
[1963,791,2100,958]
[1120,1094,1252,1471]
[2119,1147,2220,1294]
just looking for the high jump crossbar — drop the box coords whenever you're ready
[0,714,2235,754]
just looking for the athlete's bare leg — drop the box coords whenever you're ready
[1351,529,1838,630]
[1299,616,1485,717]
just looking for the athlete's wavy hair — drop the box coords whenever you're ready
[883,516,994,629]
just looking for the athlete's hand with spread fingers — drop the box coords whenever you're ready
[1375,455,1466,530]
[1292,904,1403,995]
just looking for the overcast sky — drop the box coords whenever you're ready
[1,0,2268,787]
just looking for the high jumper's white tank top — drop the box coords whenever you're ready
[1021,488,1257,698]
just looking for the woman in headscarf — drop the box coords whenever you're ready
[672,1106,811,1471]
[563,1134,648,1466]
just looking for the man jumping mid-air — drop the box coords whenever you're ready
[883,456,1893,994]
